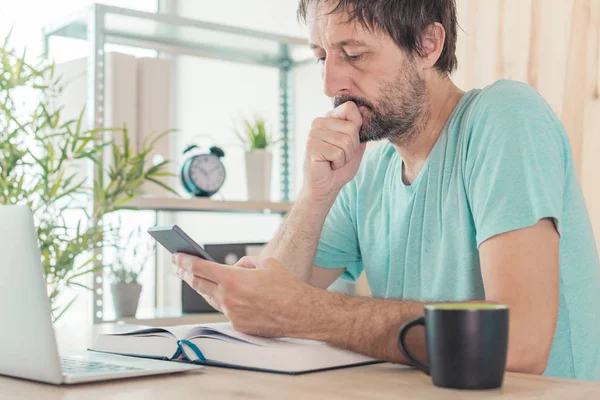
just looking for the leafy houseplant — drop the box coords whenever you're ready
[235,115,282,201]
[0,34,177,322]
[108,222,156,318]
[236,115,278,151]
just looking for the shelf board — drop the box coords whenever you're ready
[122,197,294,214]
[43,4,314,68]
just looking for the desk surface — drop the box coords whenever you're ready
[1,316,599,400]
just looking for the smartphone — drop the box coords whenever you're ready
[147,224,216,262]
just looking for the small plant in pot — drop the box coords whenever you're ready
[235,115,283,202]
[108,222,156,319]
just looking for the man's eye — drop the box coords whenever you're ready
[316,57,326,65]
[345,54,363,63]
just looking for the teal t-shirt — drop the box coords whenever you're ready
[314,79,600,380]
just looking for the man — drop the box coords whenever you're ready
[173,0,600,380]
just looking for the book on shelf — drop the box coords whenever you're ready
[89,322,380,375]
[52,53,177,196]
[136,57,176,197]
[53,52,138,174]
[52,56,89,184]
[104,52,139,150]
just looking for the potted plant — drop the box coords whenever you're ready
[235,114,282,201]
[0,33,178,322]
[108,222,155,318]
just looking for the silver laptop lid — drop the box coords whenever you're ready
[0,205,63,384]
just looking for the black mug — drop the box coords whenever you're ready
[398,303,509,390]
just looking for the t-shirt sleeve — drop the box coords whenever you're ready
[313,182,364,282]
[464,81,568,247]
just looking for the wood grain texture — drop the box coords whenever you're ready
[500,0,533,83]
[2,364,600,400]
[453,0,470,87]
[561,0,591,178]
[497,0,506,79]
[527,0,542,89]
[580,0,600,252]
[1,323,598,400]
[466,0,479,89]
[593,0,600,99]
[536,0,573,117]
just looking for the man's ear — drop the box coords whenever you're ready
[419,22,445,70]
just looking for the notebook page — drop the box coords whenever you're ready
[185,323,280,346]
[110,326,188,340]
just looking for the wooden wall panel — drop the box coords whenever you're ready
[561,0,589,172]
[536,0,572,117]
[581,0,600,251]
[498,0,532,83]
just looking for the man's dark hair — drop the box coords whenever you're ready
[297,0,458,76]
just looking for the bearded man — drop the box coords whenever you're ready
[173,0,600,380]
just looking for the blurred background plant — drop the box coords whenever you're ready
[0,31,177,322]
[108,219,155,285]
[235,114,283,151]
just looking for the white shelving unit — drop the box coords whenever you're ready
[43,4,310,323]
[124,197,294,214]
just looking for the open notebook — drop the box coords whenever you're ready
[89,322,379,374]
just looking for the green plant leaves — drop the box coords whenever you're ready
[235,114,285,151]
[1,34,178,322]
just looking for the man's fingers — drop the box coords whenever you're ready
[177,267,218,298]
[174,253,231,283]
[327,101,363,130]
[318,129,359,164]
[311,117,360,151]
[307,139,346,170]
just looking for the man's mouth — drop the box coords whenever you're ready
[357,105,372,121]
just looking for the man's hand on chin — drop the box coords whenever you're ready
[172,253,319,338]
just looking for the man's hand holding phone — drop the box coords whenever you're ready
[171,250,318,339]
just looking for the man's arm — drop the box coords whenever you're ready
[479,218,559,374]
[259,101,366,287]
[175,217,559,374]
[293,218,559,373]
[259,194,344,286]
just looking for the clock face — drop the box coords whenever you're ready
[189,155,226,194]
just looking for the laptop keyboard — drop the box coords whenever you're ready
[61,356,145,375]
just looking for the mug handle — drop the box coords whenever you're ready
[397,316,430,375]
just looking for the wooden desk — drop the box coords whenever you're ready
[1,318,599,399]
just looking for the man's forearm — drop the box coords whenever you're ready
[286,288,427,364]
[282,288,546,375]
[260,193,335,282]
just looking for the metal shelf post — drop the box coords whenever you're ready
[88,5,106,324]
[279,44,293,201]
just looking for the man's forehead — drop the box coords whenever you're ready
[307,6,371,48]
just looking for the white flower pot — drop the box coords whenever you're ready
[245,149,272,201]
[111,282,142,318]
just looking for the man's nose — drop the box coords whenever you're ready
[322,58,352,98]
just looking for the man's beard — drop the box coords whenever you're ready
[333,61,427,144]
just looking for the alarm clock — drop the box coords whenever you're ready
[180,145,226,197]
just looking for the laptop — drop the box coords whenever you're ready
[0,205,201,384]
